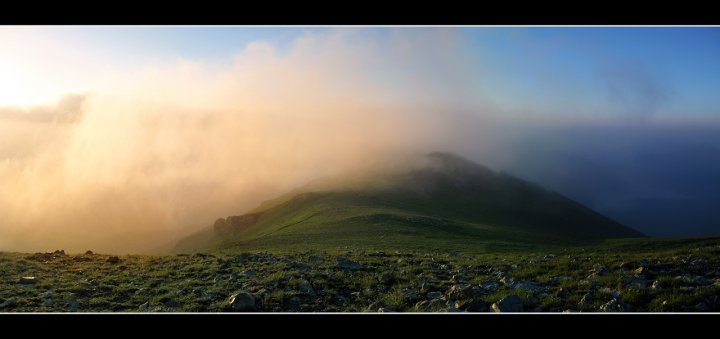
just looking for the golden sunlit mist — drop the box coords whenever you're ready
[0,29,507,253]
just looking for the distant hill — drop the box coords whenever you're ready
[175,152,644,252]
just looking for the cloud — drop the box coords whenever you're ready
[0,94,85,123]
[597,61,671,121]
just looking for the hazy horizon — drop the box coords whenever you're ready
[1,26,719,253]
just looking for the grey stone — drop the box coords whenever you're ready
[228,292,256,312]
[19,276,37,284]
[426,291,443,300]
[514,281,543,293]
[455,299,488,312]
[138,302,150,310]
[447,284,472,300]
[499,276,516,288]
[626,277,648,289]
[402,288,418,301]
[480,280,499,292]
[491,295,523,312]
[297,280,314,295]
[0,298,17,308]
[555,288,569,299]
[67,295,78,312]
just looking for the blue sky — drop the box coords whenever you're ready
[3,26,719,121]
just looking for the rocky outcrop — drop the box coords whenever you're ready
[213,213,262,235]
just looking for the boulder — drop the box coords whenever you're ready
[0,298,17,309]
[19,276,37,284]
[228,292,256,312]
[426,291,443,300]
[491,295,523,312]
[447,284,472,300]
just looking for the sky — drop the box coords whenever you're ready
[0,26,718,252]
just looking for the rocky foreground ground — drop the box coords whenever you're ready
[1,240,719,312]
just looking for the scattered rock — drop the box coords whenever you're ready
[53,249,66,256]
[491,295,523,312]
[85,250,94,255]
[228,292,256,312]
[106,256,120,264]
[138,302,150,310]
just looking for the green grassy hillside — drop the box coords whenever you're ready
[176,152,643,253]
